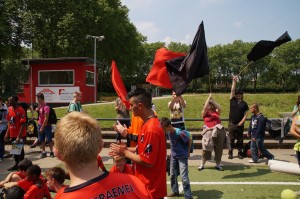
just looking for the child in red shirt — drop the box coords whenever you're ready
[22,165,51,199]
[110,156,134,175]
[0,159,32,187]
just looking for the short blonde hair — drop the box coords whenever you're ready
[54,112,103,169]
[73,91,81,98]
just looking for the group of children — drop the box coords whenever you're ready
[0,151,133,198]
[0,159,64,199]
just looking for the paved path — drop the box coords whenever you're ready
[1,143,298,180]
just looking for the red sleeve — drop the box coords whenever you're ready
[17,179,33,191]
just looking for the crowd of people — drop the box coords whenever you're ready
[0,77,298,198]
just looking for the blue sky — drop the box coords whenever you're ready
[120,0,300,47]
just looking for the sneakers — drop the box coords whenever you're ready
[198,166,205,171]
[40,152,47,159]
[249,159,260,163]
[7,164,18,171]
[228,150,233,159]
[50,152,55,158]
[167,192,179,197]
[215,165,224,171]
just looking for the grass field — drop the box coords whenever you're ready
[54,93,298,129]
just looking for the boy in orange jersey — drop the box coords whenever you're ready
[53,112,151,199]
[22,165,51,199]
[45,167,67,193]
[4,96,27,171]
[110,88,167,199]
[110,156,134,175]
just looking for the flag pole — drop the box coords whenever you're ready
[208,73,212,93]
[237,61,254,76]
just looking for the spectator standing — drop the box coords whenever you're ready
[67,91,83,113]
[53,112,151,199]
[247,103,274,163]
[36,92,54,159]
[228,76,249,159]
[199,94,227,171]
[0,96,8,162]
[161,117,193,199]
[110,88,167,199]
[168,90,186,129]
[4,96,27,171]
[292,95,300,117]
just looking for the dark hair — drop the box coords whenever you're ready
[27,165,41,177]
[2,186,25,199]
[18,159,33,171]
[45,167,66,185]
[160,117,171,128]
[297,95,300,106]
[12,95,19,102]
[0,96,2,101]
[127,88,152,109]
[36,92,44,100]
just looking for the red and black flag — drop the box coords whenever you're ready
[146,48,186,89]
[247,31,292,62]
[111,60,130,109]
[166,21,209,95]
[146,21,209,95]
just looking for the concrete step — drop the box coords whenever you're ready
[102,138,295,149]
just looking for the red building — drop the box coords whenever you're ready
[18,57,97,105]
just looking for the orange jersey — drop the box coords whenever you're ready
[127,114,143,147]
[54,172,151,199]
[136,117,167,199]
[7,106,26,138]
[23,182,51,199]
[109,164,134,175]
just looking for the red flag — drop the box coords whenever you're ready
[146,48,185,89]
[111,60,130,109]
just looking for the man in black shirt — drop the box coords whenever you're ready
[228,76,249,159]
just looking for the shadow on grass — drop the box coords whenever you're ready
[222,167,270,179]
[192,189,223,199]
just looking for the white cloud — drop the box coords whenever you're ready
[163,36,172,45]
[181,34,192,44]
[234,21,243,28]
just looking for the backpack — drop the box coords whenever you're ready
[39,106,57,125]
[48,107,57,125]
[67,102,79,113]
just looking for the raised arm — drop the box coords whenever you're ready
[177,95,186,108]
[230,76,238,99]
[202,93,212,118]
[211,98,222,115]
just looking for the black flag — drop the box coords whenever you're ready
[247,31,291,62]
[166,21,209,95]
